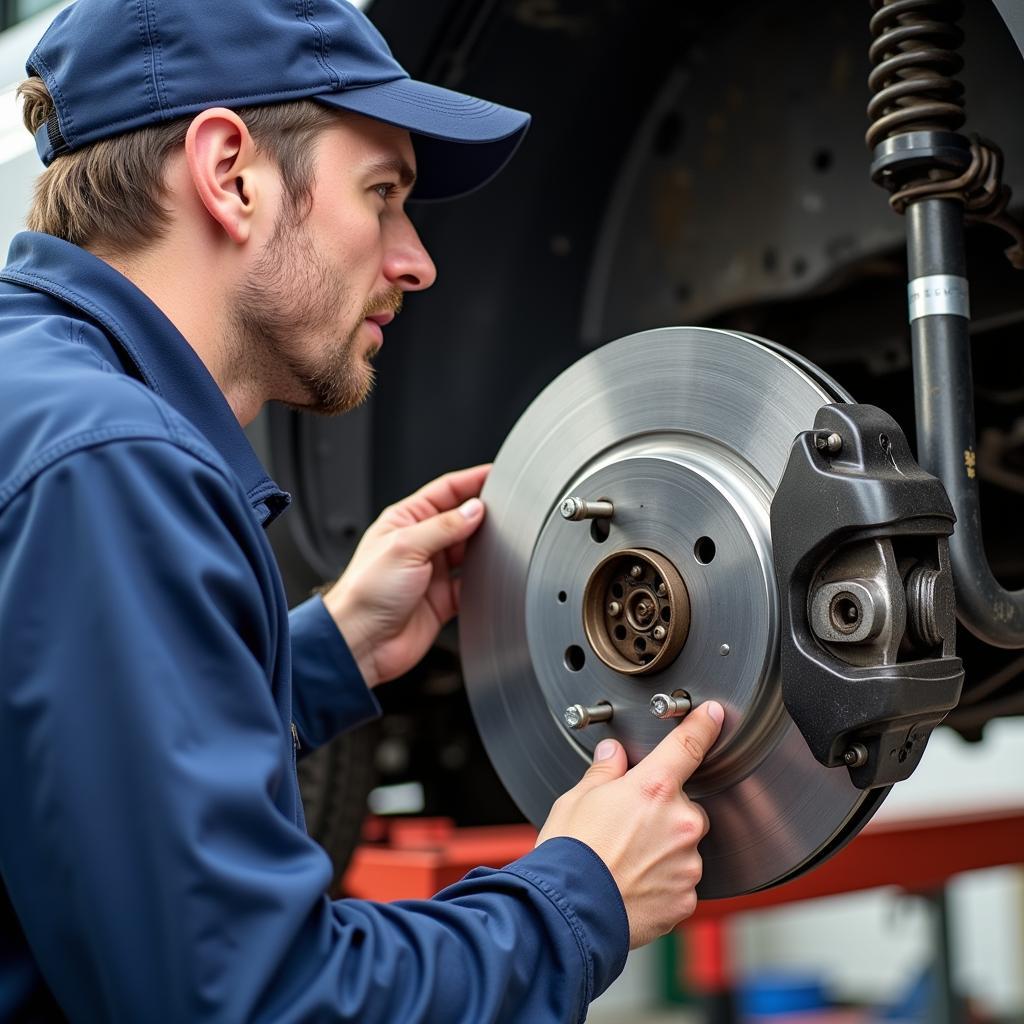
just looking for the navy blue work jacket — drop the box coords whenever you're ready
[0,232,628,1022]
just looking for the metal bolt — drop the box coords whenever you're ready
[652,625,667,641]
[843,743,869,768]
[814,432,843,454]
[719,643,731,656]
[561,497,615,522]
[649,692,692,720]
[656,582,667,597]
[563,703,613,730]
[636,601,651,618]
[630,565,643,579]
[607,601,622,617]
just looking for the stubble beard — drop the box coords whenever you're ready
[231,214,402,416]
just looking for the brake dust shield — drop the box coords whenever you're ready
[460,327,888,898]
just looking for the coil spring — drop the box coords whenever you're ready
[866,0,965,153]
[866,0,1024,266]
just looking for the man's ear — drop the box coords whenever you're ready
[184,108,261,244]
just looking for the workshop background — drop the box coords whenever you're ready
[2,1,1022,1021]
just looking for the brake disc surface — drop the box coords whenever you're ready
[460,327,884,898]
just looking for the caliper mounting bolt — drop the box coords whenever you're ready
[649,691,692,720]
[563,703,613,730]
[560,497,615,522]
[814,432,843,455]
[843,743,869,768]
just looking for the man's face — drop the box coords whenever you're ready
[232,113,435,415]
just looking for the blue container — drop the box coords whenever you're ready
[740,972,830,1017]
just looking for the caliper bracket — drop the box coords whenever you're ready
[770,404,964,789]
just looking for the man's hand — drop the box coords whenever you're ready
[536,700,724,949]
[322,465,489,687]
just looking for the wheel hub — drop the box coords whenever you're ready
[582,547,689,674]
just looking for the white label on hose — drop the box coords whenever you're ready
[908,275,970,322]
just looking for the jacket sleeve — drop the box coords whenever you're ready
[288,594,381,749]
[0,436,628,1024]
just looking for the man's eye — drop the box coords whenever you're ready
[373,183,399,201]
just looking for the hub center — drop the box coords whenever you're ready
[582,548,691,674]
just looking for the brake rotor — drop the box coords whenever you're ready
[460,327,886,898]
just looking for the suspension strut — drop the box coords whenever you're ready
[867,0,1024,648]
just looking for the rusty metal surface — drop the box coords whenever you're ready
[582,547,691,674]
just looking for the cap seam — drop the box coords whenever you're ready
[341,85,501,118]
[134,0,161,118]
[310,0,343,88]
[147,0,171,113]
[297,0,342,90]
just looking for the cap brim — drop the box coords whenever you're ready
[317,77,530,201]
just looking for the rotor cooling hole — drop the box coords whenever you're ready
[591,518,610,543]
[557,591,567,603]
[564,645,586,672]
[694,536,717,564]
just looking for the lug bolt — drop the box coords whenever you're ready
[607,601,622,617]
[561,497,615,522]
[652,625,667,641]
[563,703,614,730]
[630,565,643,579]
[656,582,667,597]
[843,743,868,768]
[649,692,692,720]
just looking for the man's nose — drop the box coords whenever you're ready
[384,217,437,292]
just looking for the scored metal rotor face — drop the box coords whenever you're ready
[460,327,874,898]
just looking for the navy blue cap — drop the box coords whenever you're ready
[27,0,531,200]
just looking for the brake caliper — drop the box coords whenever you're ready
[771,403,964,789]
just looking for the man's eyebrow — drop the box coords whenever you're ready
[363,156,417,189]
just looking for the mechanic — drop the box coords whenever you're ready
[0,1,724,1020]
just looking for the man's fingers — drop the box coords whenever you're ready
[633,701,724,789]
[573,739,628,794]
[409,464,492,515]
[398,498,486,561]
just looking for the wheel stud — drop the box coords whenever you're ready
[563,703,613,730]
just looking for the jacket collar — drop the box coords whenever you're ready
[1,232,290,525]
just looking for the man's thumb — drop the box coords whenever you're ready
[575,738,628,792]
[402,498,485,559]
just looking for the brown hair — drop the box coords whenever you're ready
[18,76,340,257]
